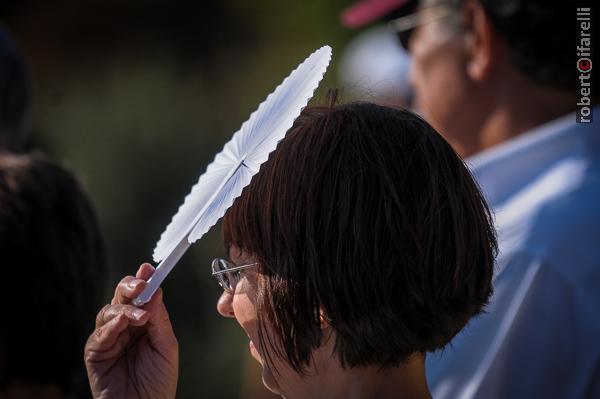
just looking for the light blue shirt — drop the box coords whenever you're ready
[426,109,600,399]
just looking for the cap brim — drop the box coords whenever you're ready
[341,0,412,28]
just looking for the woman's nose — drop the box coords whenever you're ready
[216,291,235,318]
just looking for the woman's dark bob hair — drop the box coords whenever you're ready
[223,100,497,373]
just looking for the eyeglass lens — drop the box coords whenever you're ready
[212,258,241,292]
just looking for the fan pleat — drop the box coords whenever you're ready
[153,46,332,262]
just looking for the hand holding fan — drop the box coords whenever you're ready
[133,46,332,306]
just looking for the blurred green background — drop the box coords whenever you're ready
[1,1,354,397]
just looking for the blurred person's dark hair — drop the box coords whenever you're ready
[0,25,32,152]
[436,0,576,93]
[345,0,579,94]
[0,153,107,397]
[223,100,497,373]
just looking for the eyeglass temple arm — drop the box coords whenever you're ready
[389,6,452,33]
[133,238,192,306]
[212,262,258,276]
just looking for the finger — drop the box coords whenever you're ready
[96,303,150,329]
[112,276,147,305]
[136,263,156,280]
[86,313,129,354]
[111,264,156,305]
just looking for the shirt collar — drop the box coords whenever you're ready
[464,109,598,207]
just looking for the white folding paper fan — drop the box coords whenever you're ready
[133,45,332,306]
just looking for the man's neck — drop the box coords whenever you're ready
[463,74,577,158]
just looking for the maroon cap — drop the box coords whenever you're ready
[341,0,411,28]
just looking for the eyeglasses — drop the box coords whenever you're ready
[389,5,454,50]
[211,258,258,293]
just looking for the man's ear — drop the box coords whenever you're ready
[462,0,496,81]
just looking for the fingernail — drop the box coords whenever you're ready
[132,309,146,320]
[128,279,140,289]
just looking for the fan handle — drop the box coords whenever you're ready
[133,238,191,306]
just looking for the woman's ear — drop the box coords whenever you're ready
[318,307,336,350]
[319,307,331,329]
